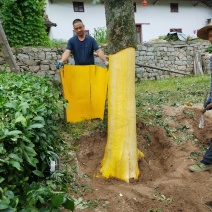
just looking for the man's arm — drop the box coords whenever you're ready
[56,49,71,69]
[60,49,71,63]
[96,49,108,65]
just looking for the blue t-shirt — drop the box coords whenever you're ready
[66,35,99,65]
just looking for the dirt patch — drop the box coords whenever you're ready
[72,104,212,212]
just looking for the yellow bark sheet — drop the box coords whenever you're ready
[60,65,108,122]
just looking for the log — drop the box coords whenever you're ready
[0,21,20,73]
[135,63,190,75]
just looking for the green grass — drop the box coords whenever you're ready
[136,75,210,107]
[135,75,210,127]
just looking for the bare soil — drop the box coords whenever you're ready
[71,104,212,212]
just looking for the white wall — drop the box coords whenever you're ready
[135,0,212,42]
[46,0,212,42]
[46,0,106,41]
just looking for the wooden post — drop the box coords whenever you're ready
[0,21,20,73]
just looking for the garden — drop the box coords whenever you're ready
[1,70,212,211]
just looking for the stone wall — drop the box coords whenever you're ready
[0,41,211,82]
[135,41,211,81]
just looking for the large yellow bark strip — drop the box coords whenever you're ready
[60,65,108,122]
[100,47,140,182]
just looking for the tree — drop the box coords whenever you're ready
[99,0,144,183]
[0,0,50,47]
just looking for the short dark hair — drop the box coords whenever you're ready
[73,19,82,26]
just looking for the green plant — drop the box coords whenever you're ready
[188,151,201,161]
[93,27,108,44]
[73,197,99,210]
[148,209,162,212]
[152,193,173,206]
[50,39,68,48]
[0,71,69,211]
[206,45,212,53]
[183,110,194,118]
[20,176,75,211]
[0,0,50,47]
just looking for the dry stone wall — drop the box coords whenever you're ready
[135,41,211,81]
[0,41,211,82]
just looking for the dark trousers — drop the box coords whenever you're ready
[202,142,212,164]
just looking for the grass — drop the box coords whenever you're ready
[136,75,209,106]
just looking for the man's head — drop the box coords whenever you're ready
[73,19,85,37]
[197,23,212,43]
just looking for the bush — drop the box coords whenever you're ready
[50,39,68,48]
[0,0,50,47]
[0,71,75,211]
[93,27,108,44]
[206,45,212,53]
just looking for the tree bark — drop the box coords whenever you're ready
[105,0,137,54]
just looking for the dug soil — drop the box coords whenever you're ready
[72,104,212,212]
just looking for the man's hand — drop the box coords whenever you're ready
[104,60,109,68]
[56,61,64,69]
[204,97,212,110]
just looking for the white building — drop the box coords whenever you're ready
[45,0,212,43]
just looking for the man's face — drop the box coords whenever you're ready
[208,29,212,44]
[73,22,85,37]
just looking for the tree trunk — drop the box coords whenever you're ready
[105,0,137,54]
[100,0,143,183]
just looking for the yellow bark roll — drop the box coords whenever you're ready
[60,65,108,122]
[100,47,142,183]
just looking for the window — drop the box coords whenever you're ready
[170,28,182,33]
[73,30,89,36]
[136,24,141,43]
[133,2,137,13]
[73,2,84,12]
[170,3,178,13]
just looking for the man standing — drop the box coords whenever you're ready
[189,23,212,172]
[56,19,108,68]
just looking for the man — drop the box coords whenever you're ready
[56,19,108,68]
[189,23,212,172]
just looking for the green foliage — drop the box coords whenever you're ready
[206,44,212,53]
[148,209,162,212]
[0,0,50,47]
[20,174,75,211]
[188,151,201,161]
[50,39,67,48]
[152,193,173,206]
[0,71,68,211]
[93,27,108,44]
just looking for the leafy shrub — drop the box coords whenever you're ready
[93,27,108,44]
[0,71,74,211]
[50,39,68,48]
[0,0,50,47]
[206,45,212,53]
